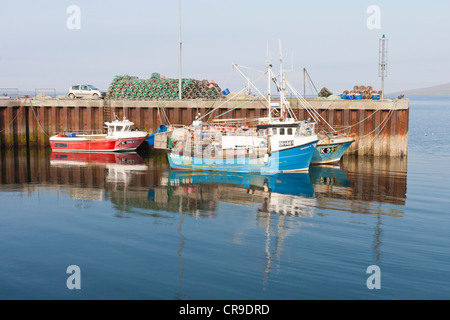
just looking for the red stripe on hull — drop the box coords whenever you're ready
[50,137,146,152]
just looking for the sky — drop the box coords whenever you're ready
[0,0,449,95]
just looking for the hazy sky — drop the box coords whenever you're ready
[1,0,449,95]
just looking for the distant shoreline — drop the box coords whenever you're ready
[388,83,450,96]
[388,92,450,96]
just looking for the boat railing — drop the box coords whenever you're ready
[55,129,105,136]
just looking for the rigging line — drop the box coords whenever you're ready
[162,102,171,125]
[306,75,315,97]
[305,69,319,96]
[198,69,269,123]
[198,87,247,121]
[157,101,171,126]
[233,64,266,75]
[308,75,317,97]
[284,80,333,129]
[293,88,327,123]
[156,102,164,126]
[0,97,28,134]
[232,64,271,104]
[222,67,234,88]
[205,101,218,122]
[214,98,259,119]
[294,88,334,130]
[266,68,297,120]
[29,102,51,137]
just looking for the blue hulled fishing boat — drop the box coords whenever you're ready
[164,61,319,173]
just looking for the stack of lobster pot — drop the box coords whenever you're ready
[341,85,382,100]
[105,73,225,100]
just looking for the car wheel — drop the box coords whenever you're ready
[68,93,75,99]
[93,93,99,99]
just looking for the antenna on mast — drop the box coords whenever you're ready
[379,34,388,100]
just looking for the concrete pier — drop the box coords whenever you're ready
[0,97,409,157]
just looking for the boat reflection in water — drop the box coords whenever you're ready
[50,152,148,200]
[147,158,406,219]
[155,170,317,218]
[146,166,351,222]
[310,157,407,217]
[0,148,406,218]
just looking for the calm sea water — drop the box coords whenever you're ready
[0,96,449,300]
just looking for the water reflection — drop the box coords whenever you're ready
[50,152,148,196]
[0,149,407,217]
[0,148,408,296]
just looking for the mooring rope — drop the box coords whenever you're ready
[29,101,51,137]
[0,97,28,134]
[346,100,398,153]
[330,99,400,131]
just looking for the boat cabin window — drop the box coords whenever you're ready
[108,125,129,134]
[279,128,285,135]
[287,128,293,135]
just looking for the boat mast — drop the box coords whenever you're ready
[266,44,272,122]
[279,40,285,119]
[178,0,182,100]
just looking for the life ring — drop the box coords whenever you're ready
[259,140,267,148]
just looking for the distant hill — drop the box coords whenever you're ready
[389,83,450,96]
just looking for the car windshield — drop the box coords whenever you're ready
[88,85,98,90]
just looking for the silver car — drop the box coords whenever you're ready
[67,85,105,99]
